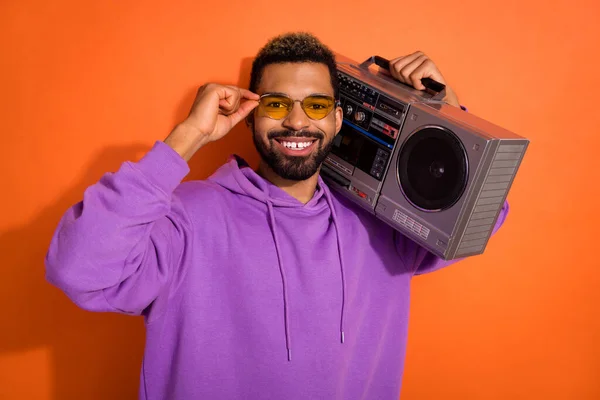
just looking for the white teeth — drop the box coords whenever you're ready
[282,141,312,150]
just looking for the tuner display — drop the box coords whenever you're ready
[334,71,401,182]
[338,71,399,150]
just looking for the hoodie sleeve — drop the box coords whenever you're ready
[45,141,191,315]
[395,200,510,275]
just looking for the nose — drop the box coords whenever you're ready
[282,101,310,132]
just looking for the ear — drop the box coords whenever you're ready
[245,114,254,129]
[334,101,343,136]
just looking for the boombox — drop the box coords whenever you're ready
[320,53,529,260]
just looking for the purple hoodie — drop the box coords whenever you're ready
[46,140,508,400]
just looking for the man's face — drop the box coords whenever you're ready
[251,62,343,181]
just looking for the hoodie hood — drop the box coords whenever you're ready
[208,155,329,209]
[207,155,348,361]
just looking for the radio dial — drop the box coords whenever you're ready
[355,111,366,122]
[345,105,353,115]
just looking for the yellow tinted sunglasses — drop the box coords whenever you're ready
[257,93,338,120]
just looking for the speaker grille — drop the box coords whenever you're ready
[393,209,430,239]
[456,144,525,257]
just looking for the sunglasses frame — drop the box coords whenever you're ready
[257,93,341,121]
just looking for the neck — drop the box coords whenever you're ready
[256,161,320,204]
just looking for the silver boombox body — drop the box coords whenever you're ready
[320,53,529,260]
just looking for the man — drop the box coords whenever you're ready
[46,32,508,399]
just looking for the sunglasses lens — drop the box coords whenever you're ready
[259,95,293,119]
[303,96,335,120]
[258,94,336,120]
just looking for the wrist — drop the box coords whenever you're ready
[443,87,460,108]
[164,123,211,162]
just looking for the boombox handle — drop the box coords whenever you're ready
[359,55,447,101]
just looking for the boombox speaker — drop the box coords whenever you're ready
[320,53,529,260]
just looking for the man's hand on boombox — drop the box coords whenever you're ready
[388,51,461,108]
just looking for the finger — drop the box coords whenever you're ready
[225,85,259,100]
[217,87,242,115]
[410,59,446,91]
[389,51,424,82]
[219,97,240,115]
[237,88,260,100]
[399,55,429,89]
[388,55,406,81]
[220,86,260,115]
[225,99,259,127]
[216,86,239,103]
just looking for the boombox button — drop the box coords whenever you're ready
[351,186,368,200]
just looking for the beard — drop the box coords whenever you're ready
[252,128,334,181]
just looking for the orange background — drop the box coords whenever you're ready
[1,0,598,399]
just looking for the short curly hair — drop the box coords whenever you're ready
[249,32,339,100]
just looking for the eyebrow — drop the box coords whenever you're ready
[260,92,334,98]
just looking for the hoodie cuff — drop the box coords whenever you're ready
[134,140,191,195]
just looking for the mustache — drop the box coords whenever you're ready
[267,130,324,141]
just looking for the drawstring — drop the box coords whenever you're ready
[323,189,347,345]
[266,188,347,362]
[267,200,292,361]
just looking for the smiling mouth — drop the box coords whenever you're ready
[273,138,318,151]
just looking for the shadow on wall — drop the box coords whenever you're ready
[0,57,258,399]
